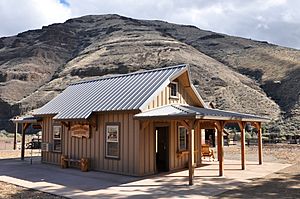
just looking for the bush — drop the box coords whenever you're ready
[245,132,252,140]
[235,132,241,141]
[262,136,269,142]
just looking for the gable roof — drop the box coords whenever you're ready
[34,64,205,120]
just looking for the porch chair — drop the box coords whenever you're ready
[201,144,215,160]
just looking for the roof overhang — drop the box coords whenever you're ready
[134,105,270,123]
[10,116,42,124]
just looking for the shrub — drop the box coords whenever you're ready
[245,132,252,140]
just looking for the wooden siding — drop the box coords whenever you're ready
[146,79,199,110]
[42,111,141,176]
[139,120,202,174]
[41,116,61,165]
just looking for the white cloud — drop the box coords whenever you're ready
[0,0,300,49]
[0,0,71,37]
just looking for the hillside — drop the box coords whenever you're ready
[0,14,299,133]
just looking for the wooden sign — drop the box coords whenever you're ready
[70,124,90,138]
[32,124,42,129]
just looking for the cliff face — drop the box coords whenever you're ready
[0,14,299,133]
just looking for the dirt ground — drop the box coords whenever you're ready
[215,144,300,199]
[0,144,299,198]
[0,181,65,199]
[0,150,64,199]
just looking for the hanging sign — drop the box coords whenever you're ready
[70,124,90,138]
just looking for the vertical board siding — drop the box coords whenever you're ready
[41,116,61,165]
[145,80,198,111]
[140,120,202,175]
[42,112,140,176]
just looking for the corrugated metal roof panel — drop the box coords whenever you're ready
[34,64,188,119]
[134,104,270,122]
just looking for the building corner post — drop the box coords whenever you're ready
[258,123,263,165]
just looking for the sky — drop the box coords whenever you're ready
[1,0,300,49]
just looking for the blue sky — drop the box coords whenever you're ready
[59,0,70,7]
[1,0,300,49]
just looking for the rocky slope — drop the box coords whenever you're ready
[0,14,299,133]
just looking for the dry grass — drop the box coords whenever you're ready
[0,181,64,199]
[0,150,41,159]
[223,143,300,164]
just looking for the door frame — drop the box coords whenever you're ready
[154,122,170,173]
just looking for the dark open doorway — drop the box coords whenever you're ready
[205,129,216,147]
[155,126,169,172]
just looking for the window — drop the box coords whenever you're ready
[53,125,61,152]
[105,124,120,159]
[170,82,178,98]
[178,126,188,151]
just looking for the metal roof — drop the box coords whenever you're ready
[134,104,270,122]
[34,64,191,120]
[10,115,41,124]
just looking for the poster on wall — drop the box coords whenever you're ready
[106,125,119,142]
[106,124,119,158]
[70,124,90,138]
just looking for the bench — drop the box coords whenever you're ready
[61,155,89,172]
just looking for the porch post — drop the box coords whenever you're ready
[188,128,195,185]
[257,123,263,165]
[180,120,197,185]
[216,121,224,176]
[14,122,18,150]
[20,123,30,160]
[239,122,246,170]
[21,123,26,160]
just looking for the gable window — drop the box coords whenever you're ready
[53,124,62,152]
[178,126,188,151]
[170,82,178,98]
[105,123,120,159]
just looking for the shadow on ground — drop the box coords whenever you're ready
[213,164,300,199]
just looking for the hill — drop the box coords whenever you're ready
[0,14,299,134]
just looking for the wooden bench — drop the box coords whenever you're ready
[61,155,89,172]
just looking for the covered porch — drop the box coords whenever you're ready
[10,116,42,160]
[135,104,269,185]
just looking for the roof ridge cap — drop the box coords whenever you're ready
[172,104,192,114]
[71,64,187,86]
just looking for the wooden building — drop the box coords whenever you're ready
[33,64,269,185]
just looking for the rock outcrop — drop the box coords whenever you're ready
[1,14,299,133]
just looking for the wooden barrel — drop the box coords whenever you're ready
[60,155,68,169]
[80,158,89,172]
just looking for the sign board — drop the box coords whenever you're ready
[32,124,42,129]
[70,124,90,138]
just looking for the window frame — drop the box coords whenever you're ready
[105,123,120,159]
[169,82,179,98]
[52,124,62,153]
[178,126,188,152]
